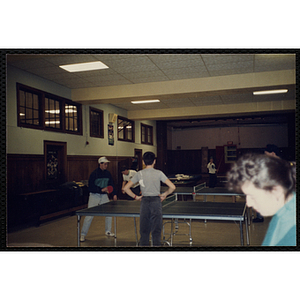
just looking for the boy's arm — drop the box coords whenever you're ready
[160,179,176,202]
[121,181,127,193]
[124,180,142,200]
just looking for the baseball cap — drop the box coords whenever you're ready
[98,157,110,164]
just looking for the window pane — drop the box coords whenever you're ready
[141,124,153,145]
[26,107,32,120]
[147,128,152,143]
[20,91,25,107]
[90,110,101,136]
[33,94,39,109]
[45,98,60,128]
[73,118,77,131]
[26,92,32,108]
[65,104,78,132]
[141,126,145,142]
[118,118,124,139]
[19,89,40,126]
[127,125,132,140]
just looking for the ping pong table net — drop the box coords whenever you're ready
[162,194,177,207]
[194,182,206,193]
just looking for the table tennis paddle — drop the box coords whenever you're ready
[107,185,113,194]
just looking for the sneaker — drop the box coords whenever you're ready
[80,235,86,242]
[105,231,115,237]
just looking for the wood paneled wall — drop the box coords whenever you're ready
[7,154,45,195]
[7,154,131,196]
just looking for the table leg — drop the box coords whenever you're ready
[245,211,250,246]
[239,220,244,246]
[189,219,193,244]
[170,219,174,246]
[114,217,117,247]
[134,217,138,246]
[77,215,81,247]
[248,207,251,226]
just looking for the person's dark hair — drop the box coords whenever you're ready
[227,153,296,199]
[265,144,280,156]
[120,165,128,172]
[143,151,156,166]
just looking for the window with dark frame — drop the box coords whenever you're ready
[65,104,78,132]
[45,97,61,129]
[141,123,153,145]
[18,87,41,127]
[90,107,104,138]
[17,83,82,135]
[117,116,135,142]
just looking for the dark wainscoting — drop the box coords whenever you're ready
[7,154,131,230]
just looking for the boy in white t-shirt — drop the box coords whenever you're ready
[121,166,140,200]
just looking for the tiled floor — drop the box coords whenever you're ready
[7,195,271,249]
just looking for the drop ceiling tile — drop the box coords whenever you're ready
[42,54,97,66]
[74,68,119,78]
[121,70,167,80]
[86,73,129,83]
[190,95,223,106]
[7,56,55,70]
[102,55,153,68]
[57,78,96,89]
[201,54,254,65]
[148,54,202,62]
[220,93,253,104]
[111,63,160,73]
[137,102,169,110]
[206,61,253,71]
[208,67,254,77]
[129,76,170,84]
[252,93,292,102]
[161,98,195,108]
[166,71,210,80]
[154,59,205,70]
[87,76,132,86]
[26,66,65,76]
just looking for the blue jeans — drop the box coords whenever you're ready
[139,196,162,246]
[81,193,112,236]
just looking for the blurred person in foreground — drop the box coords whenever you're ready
[227,153,296,246]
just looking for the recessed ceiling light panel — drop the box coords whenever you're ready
[253,89,288,95]
[59,61,109,72]
[131,99,160,104]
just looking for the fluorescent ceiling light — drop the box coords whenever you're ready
[131,99,160,104]
[59,61,108,72]
[253,89,288,95]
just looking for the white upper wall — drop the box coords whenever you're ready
[170,125,288,150]
[7,65,157,156]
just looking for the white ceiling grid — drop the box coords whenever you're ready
[7,53,296,114]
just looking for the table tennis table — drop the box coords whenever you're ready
[76,194,249,247]
[161,182,245,202]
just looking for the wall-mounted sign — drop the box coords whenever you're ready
[108,124,114,146]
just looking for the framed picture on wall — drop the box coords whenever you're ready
[108,124,114,145]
